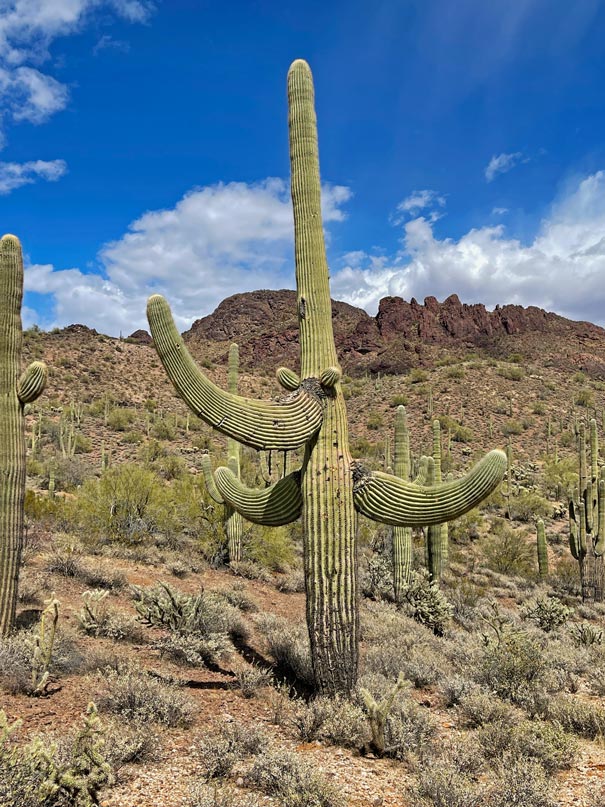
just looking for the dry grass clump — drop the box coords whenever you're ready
[194,721,269,781]
[246,748,344,807]
[189,784,261,807]
[255,613,314,689]
[291,695,368,748]
[95,664,194,727]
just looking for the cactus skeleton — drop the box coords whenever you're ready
[147,60,506,693]
[0,235,48,635]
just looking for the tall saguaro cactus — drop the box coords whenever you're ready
[426,419,449,580]
[201,343,244,563]
[0,235,47,635]
[147,61,506,694]
[569,419,605,601]
[392,406,413,601]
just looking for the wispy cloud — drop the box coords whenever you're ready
[492,207,509,215]
[393,189,446,224]
[0,1,154,146]
[485,151,527,182]
[93,35,130,55]
[0,159,67,193]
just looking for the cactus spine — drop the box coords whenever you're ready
[146,61,506,694]
[536,518,548,579]
[0,235,47,634]
[569,419,605,601]
[392,406,413,601]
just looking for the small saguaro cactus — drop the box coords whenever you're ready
[146,60,506,694]
[536,518,549,579]
[201,343,244,564]
[569,419,605,601]
[0,235,48,635]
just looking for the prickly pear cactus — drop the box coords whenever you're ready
[147,61,506,693]
[0,235,47,634]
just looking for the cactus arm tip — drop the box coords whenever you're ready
[17,361,47,404]
[199,452,224,504]
[146,294,323,450]
[353,449,507,527]
[214,466,303,526]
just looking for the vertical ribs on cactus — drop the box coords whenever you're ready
[536,518,549,579]
[0,235,48,635]
[146,60,506,694]
[569,419,605,601]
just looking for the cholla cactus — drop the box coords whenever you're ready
[569,419,605,601]
[147,61,506,693]
[0,235,48,635]
[201,344,244,563]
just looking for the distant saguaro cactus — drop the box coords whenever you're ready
[0,235,48,635]
[569,419,605,601]
[201,343,244,563]
[536,518,548,579]
[147,61,506,694]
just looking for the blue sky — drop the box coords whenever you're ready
[2,1,605,334]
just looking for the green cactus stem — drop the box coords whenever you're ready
[225,344,244,562]
[392,406,413,602]
[426,419,448,580]
[147,60,505,694]
[0,235,48,635]
[536,518,549,579]
[569,419,605,600]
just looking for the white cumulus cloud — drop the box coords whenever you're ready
[331,170,605,326]
[25,178,352,335]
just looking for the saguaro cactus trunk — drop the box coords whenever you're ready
[0,235,47,635]
[147,60,506,694]
[392,406,413,601]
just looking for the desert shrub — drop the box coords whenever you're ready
[107,407,136,431]
[409,369,428,383]
[484,758,555,807]
[544,695,605,739]
[380,696,437,760]
[102,719,158,771]
[256,613,314,689]
[439,675,478,707]
[575,388,595,407]
[216,584,258,613]
[276,567,306,593]
[477,718,577,773]
[390,394,408,407]
[411,764,483,807]
[78,590,144,643]
[292,696,368,748]
[0,704,112,807]
[246,524,295,571]
[550,556,582,597]
[498,366,525,381]
[447,509,481,545]
[195,722,268,781]
[501,419,523,436]
[457,692,520,729]
[475,626,555,707]
[397,570,453,636]
[246,749,343,807]
[233,663,273,698]
[520,597,573,633]
[153,453,187,480]
[482,522,534,576]
[44,542,85,578]
[0,624,83,695]
[77,561,126,590]
[96,664,194,726]
[445,365,465,379]
[512,491,551,523]
[75,464,166,544]
[151,419,176,440]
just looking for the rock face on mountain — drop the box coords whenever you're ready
[184,289,605,376]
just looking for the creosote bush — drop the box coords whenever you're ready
[246,748,343,807]
[195,721,269,781]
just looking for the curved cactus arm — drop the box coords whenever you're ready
[214,466,303,526]
[200,453,224,504]
[277,366,301,391]
[413,456,430,486]
[17,361,47,404]
[147,295,323,450]
[352,449,507,527]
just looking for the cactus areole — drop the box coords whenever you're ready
[0,235,47,635]
[147,60,507,694]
